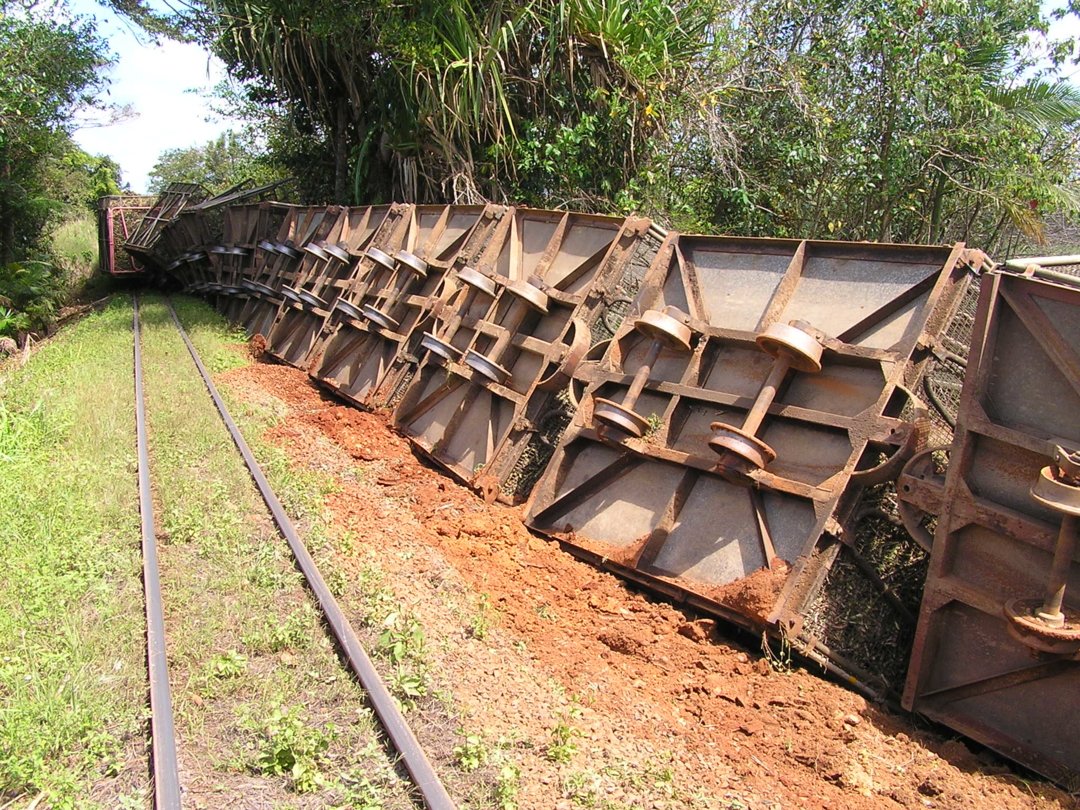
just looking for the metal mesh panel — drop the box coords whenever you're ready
[923,277,981,446]
[798,489,930,693]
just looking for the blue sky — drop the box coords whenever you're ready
[70,1,1080,195]
[68,0,240,193]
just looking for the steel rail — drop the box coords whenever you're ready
[163,298,455,810]
[133,296,184,810]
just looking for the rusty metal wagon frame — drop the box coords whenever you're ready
[524,233,979,678]
[183,205,258,311]
[900,268,1080,788]
[124,182,207,260]
[98,195,156,276]
[265,204,412,369]
[307,203,507,410]
[391,209,654,502]
[259,204,349,363]
[155,206,225,298]
[137,190,1080,787]
[210,202,292,323]
[236,205,332,337]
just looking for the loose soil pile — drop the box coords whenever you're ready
[221,361,1077,810]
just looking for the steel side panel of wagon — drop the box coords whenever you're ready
[902,270,1080,789]
[391,209,654,503]
[524,234,976,649]
[307,204,504,411]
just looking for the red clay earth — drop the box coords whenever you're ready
[220,361,1077,810]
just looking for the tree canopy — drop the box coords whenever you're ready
[0,7,113,263]
[698,0,1080,245]
[165,0,1080,252]
[7,0,1076,258]
[147,130,279,193]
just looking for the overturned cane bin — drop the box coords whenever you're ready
[357,247,430,333]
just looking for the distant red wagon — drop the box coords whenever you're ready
[97,194,157,276]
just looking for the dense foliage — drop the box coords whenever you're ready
[0,4,119,336]
[193,0,722,208]
[699,0,1080,244]
[173,0,1080,251]
[147,130,280,193]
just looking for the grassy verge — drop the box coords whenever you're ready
[139,296,414,807]
[51,216,98,285]
[0,298,147,807]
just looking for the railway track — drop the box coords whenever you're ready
[131,295,454,809]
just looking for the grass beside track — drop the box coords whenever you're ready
[0,298,147,807]
[139,296,414,808]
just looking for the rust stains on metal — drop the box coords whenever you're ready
[901,270,1080,789]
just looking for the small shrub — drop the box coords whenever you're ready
[467,593,493,640]
[453,733,489,773]
[338,772,385,809]
[495,763,521,810]
[249,704,335,793]
[206,649,247,679]
[388,667,428,710]
[546,721,579,763]
[376,611,425,665]
[243,609,312,653]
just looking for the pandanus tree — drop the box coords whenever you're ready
[145,0,1080,252]
[189,0,719,206]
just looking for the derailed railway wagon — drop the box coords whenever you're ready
[97,194,156,276]
[124,197,1080,792]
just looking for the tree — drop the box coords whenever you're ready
[187,0,719,207]
[0,9,111,263]
[134,0,1080,252]
[656,0,1080,249]
[146,130,279,193]
[47,143,123,211]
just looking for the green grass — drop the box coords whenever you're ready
[139,295,413,806]
[51,216,98,281]
[0,298,147,807]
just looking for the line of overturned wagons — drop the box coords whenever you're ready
[114,184,1078,789]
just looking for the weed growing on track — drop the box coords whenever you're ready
[451,731,524,809]
[454,733,490,772]
[0,298,147,806]
[247,703,337,793]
